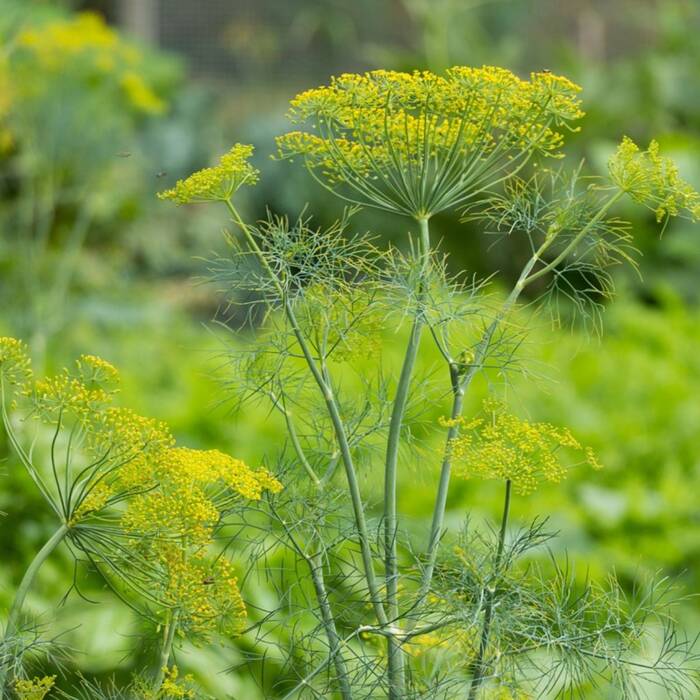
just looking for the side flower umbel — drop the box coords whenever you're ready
[158,144,259,204]
[0,337,282,692]
[445,399,602,495]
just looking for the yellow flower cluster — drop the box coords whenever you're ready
[447,400,602,495]
[134,666,196,699]
[276,66,584,217]
[76,353,120,386]
[85,406,175,491]
[0,336,32,389]
[13,676,55,700]
[1,339,283,647]
[158,144,259,204]
[157,666,196,699]
[123,447,282,542]
[156,546,247,640]
[16,12,165,115]
[608,137,700,222]
[32,370,114,419]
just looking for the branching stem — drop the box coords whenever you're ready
[225,200,388,627]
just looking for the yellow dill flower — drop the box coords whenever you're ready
[155,547,247,640]
[277,66,583,218]
[122,447,282,543]
[14,675,55,700]
[31,370,113,419]
[76,353,120,390]
[0,337,32,390]
[157,666,196,699]
[450,400,600,495]
[158,144,259,204]
[14,12,166,116]
[121,71,166,115]
[608,136,700,222]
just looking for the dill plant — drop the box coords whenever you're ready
[160,66,700,699]
[0,12,170,363]
[0,337,281,697]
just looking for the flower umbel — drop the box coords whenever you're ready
[276,66,584,218]
[0,337,32,390]
[158,144,259,204]
[446,399,601,495]
[608,136,700,222]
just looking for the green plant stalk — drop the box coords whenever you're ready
[225,200,388,627]
[0,523,70,692]
[383,216,431,699]
[273,500,354,700]
[414,190,624,617]
[308,551,354,700]
[153,609,178,690]
[467,480,512,699]
[412,255,535,621]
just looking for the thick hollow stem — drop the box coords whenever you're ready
[152,609,178,690]
[0,523,70,691]
[384,216,431,699]
[225,201,387,626]
[468,480,512,699]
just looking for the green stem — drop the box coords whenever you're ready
[269,390,320,486]
[412,254,535,621]
[308,552,354,700]
[153,609,178,690]
[0,523,70,692]
[224,200,388,627]
[415,192,624,604]
[523,190,624,287]
[467,480,511,700]
[384,216,431,699]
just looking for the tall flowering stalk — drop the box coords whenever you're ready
[161,65,700,698]
[0,337,281,695]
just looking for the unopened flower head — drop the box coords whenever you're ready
[13,675,55,700]
[158,144,260,204]
[276,67,584,218]
[446,399,601,495]
[608,136,700,222]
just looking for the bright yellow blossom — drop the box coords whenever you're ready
[0,337,32,389]
[15,12,165,116]
[158,144,259,204]
[277,66,584,218]
[448,400,601,495]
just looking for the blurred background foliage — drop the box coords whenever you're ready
[0,0,698,697]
